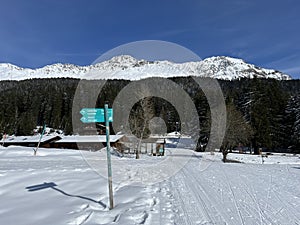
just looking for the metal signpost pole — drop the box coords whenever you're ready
[34,123,46,156]
[104,104,114,209]
[80,106,114,209]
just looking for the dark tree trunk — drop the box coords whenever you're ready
[222,146,229,163]
[252,139,259,155]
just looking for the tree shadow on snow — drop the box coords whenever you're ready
[224,159,243,163]
[166,153,202,159]
[25,182,106,208]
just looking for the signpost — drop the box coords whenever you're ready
[80,105,114,209]
[80,108,113,123]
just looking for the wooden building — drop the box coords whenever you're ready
[118,135,166,156]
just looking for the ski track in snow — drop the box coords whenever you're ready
[157,154,300,225]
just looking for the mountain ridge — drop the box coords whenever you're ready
[0,55,292,81]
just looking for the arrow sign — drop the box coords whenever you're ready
[80,108,103,116]
[80,117,99,123]
[80,108,113,123]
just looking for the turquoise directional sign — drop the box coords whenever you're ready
[80,108,113,123]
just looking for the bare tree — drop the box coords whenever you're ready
[222,102,253,162]
[130,96,155,159]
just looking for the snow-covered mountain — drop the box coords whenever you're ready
[0,55,291,81]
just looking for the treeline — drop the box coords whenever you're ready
[0,77,299,153]
[219,78,300,153]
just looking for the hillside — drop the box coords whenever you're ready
[0,78,299,152]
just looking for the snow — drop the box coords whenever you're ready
[165,131,181,137]
[2,135,59,144]
[0,146,299,225]
[0,55,291,81]
[226,152,300,165]
[56,135,124,143]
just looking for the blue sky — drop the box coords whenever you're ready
[0,0,300,78]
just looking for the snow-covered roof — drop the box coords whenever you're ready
[166,131,181,137]
[1,135,59,143]
[55,135,124,143]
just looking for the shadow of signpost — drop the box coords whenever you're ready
[26,182,107,208]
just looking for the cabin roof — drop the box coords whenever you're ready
[1,135,60,143]
[55,135,124,143]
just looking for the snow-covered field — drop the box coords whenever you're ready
[0,146,299,225]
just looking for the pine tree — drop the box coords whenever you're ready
[284,94,300,152]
